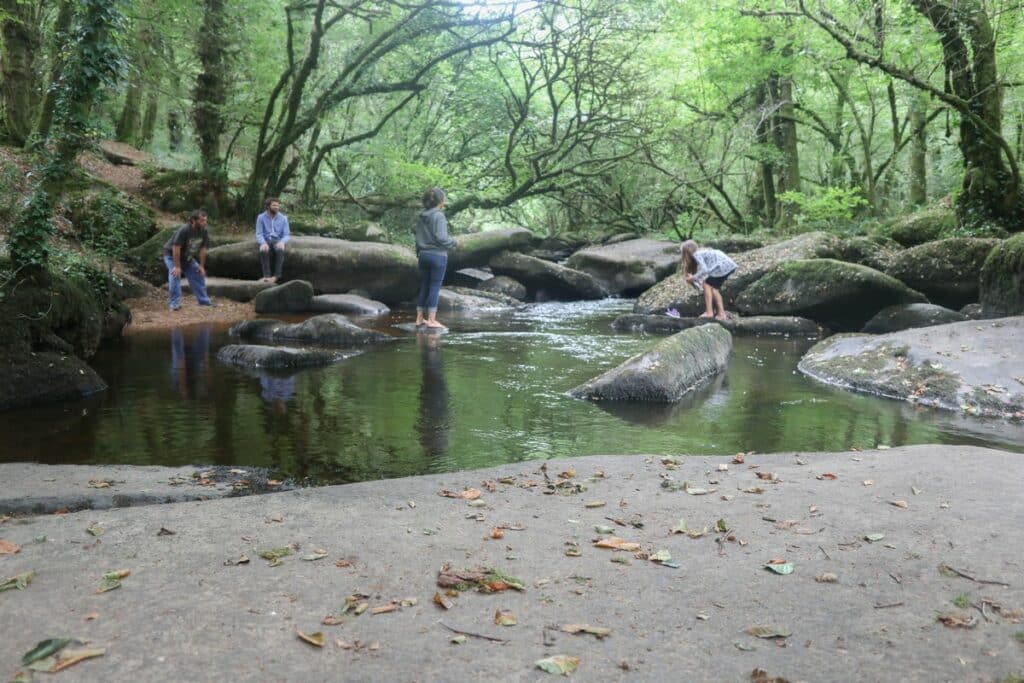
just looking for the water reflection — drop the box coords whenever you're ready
[415,332,451,458]
[169,326,211,400]
[260,375,296,408]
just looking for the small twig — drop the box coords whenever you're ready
[939,564,1011,587]
[973,601,993,623]
[818,545,831,560]
[888,570,902,584]
[874,601,904,609]
[438,620,508,644]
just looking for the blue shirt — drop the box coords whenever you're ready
[256,211,290,245]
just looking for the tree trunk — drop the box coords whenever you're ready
[1,0,43,146]
[754,82,777,228]
[115,80,143,145]
[33,0,73,143]
[192,0,228,180]
[139,89,159,149]
[909,96,928,205]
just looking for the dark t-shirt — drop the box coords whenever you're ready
[162,223,210,263]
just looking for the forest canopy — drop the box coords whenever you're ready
[3,0,1024,244]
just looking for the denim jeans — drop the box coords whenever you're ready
[260,240,286,279]
[164,255,212,309]
[416,251,448,311]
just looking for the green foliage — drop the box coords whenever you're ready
[951,593,971,609]
[777,188,869,231]
[66,189,156,258]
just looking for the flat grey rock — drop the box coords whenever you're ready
[612,313,823,338]
[308,294,390,316]
[216,344,350,370]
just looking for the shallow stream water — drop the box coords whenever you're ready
[3,300,1021,483]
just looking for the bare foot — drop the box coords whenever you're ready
[698,312,714,319]
[715,314,729,321]
[424,320,446,329]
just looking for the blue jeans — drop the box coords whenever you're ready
[416,252,448,312]
[164,255,212,309]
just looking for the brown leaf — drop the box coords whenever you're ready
[460,488,482,500]
[732,454,746,464]
[751,668,791,683]
[559,468,576,479]
[890,500,909,509]
[494,609,517,626]
[561,623,611,639]
[433,591,453,610]
[490,527,505,540]
[937,613,977,628]
[297,630,326,647]
[815,573,838,583]
[593,537,641,551]
[816,473,838,480]
[47,648,106,673]
[0,539,20,555]
[744,624,792,639]
[335,559,353,568]
[321,615,344,626]
[371,603,398,616]
[482,480,497,492]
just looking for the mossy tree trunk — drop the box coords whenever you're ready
[0,0,44,146]
[33,0,74,143]
[909,96,928,205]
[192,0,229,198]
[139,88,159,149]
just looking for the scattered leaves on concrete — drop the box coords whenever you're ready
[437,566,524,592]
[86,526,103,537]
[764,560,794,575]
[297,630,326,647]
[816,473,838,480]
[301,549,328,561]
[815,573,838,583]
[593,537,641,552]
[21,638,72,666]
[937,612,977,628]
[561,624,611,639]
[864,533,885,543]
[433,592,453,610]
[536,654,580,675]
[224,554,249,566]
[750,668,791,683]
[258,547,292,566]
[97,569,130,593]
[744,624,792,639]
[494,609,517,626]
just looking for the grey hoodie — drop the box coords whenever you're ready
[414,208,457,255]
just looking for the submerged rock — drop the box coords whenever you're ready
[886,238,998,309]
[861,304,967,334]
[229,314,391,347]
[612,314,823,338]
[568,324,732,402]
[217,344,350,370]
[798,317,1024,418]
[253,280,315,314]
[735,259,926,330]
[565,238,680,296]
[979,233,1024,316]
[490,251,609,301]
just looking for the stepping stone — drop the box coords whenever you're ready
[393,323,448,335]
[308,294,390,316]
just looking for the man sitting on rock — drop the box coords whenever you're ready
[256,197,290,283]
[163,209,214,311]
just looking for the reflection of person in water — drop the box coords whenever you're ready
[260,375,296,408]
[169,326,211,399]
[415,332,451,457]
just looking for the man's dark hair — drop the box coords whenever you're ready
[265,197,279,209]
[188,209,208,225]
[421,188,446,209]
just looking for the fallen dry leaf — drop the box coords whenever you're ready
[335,559,353,568]
[490,528,505,540]
[755,471,778,482]
[494,609,517,626]
[297,630,326,647]
[815,573,838,583]
[816,473,838,480]
[536,655,580,675]
[371,604,398,616]
[751,668,791,683]
[732,454,746,464]
[561,624,611,639]
[321,615,344,626]
[433,592,453,610]
[890,500,909,509]
[744,624,792,639]
[0,539,20,555]
[937,613,977,628]
[593,537,641,552]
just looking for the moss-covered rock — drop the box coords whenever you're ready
[886,238,998,309]
[634,231,844,315]
[735,259,926,330]
[229,314,392,347]
[289,216,389,243]
[568,324,732,402]
[448,227,535,271]
[832,235,901,272]
[979,233,1024,316]
[565,238,680,296]
[798,317,1024,418]
[253,280,315,314]
[124,226,245,285]
[64,189,156,254]
[703,235,763,253]
[0,351,107,412]
[207,236,418,304]
[877,207,956,246]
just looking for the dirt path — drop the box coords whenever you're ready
[1,446,1021,682]
[123,286,255,333]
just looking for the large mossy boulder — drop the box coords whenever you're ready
[565,238,680,296]
[832,236,901,272]
[878,207,957,247]
[635,231,843,315]
[979,233,1024,316]
[289,217,389,243]
[704,235,763,253]
[447,227,534,271]
[886,238,998,309]
[861,304,968,334]
[253,280,315,314]
[735,259,927,330]
[142,169,231,218]
[65,189,156,252]
[490,251,609,301]
[207,237,419,304]
[799,317,1024,418]
[568,324,732,402]
[216,344,348,371]
[229,314,391,347]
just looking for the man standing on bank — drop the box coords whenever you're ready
[163,209,214,311]
[256,197,290,283]
[414,188,457,329]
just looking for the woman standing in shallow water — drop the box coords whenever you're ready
[414,188,458,329]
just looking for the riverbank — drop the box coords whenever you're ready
[2,446,1021,682]
[122,286,255,333]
